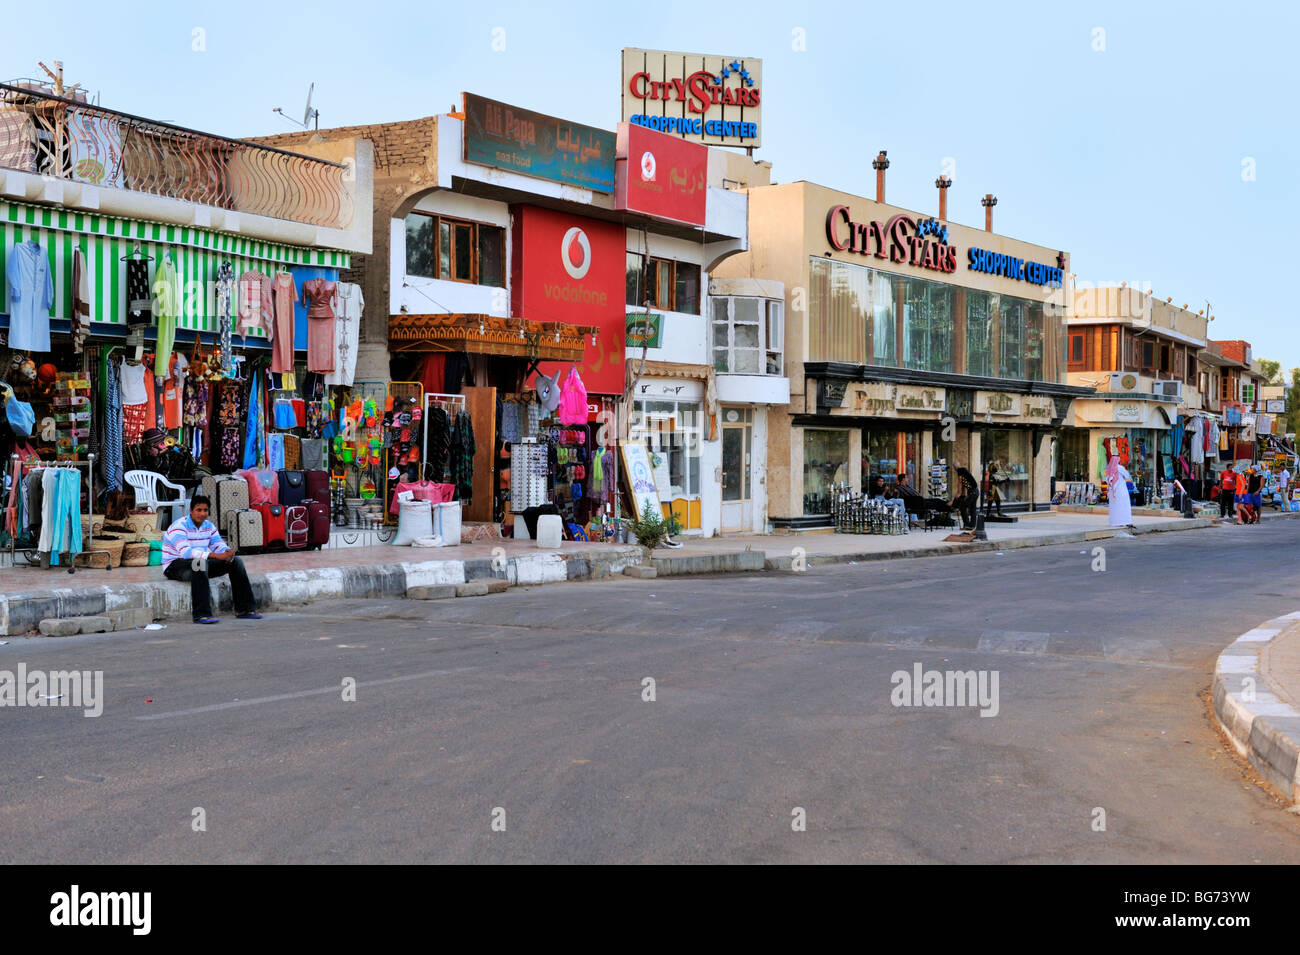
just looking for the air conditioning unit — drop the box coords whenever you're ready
[1154,380,1183,400]
[1110,372,1139,392]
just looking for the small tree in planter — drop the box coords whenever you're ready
[629,498,682,552]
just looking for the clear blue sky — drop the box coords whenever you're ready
[5,1,1296,370]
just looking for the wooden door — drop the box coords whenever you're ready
[462,385,496,523]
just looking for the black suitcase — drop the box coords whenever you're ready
[278,470,307,508]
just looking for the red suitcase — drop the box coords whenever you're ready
[284,504,309,550]
[304,469,330,505]
[254,503,285,546]
[305,500,330,550]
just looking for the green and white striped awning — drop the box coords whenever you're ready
[0,200,350,336]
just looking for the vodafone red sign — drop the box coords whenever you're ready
[512,206,625,394]
[615,123,708,227]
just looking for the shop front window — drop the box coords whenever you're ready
[903,279,953,373]
[862,429,919,491]
[808,257,898,366]
[1126,428,1154,495]
[999,299,1024,379]
[629,399,701,499]
[966,290,994,378]
[986,429,1031,503]
[1057,428,1090,483]
[1024,301,1044,381]
[803,429,851,515]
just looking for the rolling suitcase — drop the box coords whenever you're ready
[278,469,307,507]
[304,469,330,506]
[203,473,251,532]
[305,499,330,550]
[237,468,279,506]
[284,505,309,550]
[254,503,285,546]
[224,508,264,551]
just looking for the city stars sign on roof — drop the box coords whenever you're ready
[621,48,763,148]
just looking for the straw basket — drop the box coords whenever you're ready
[122,541,151,567]
[92,536,126,569]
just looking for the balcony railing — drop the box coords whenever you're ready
[0,82,351,230]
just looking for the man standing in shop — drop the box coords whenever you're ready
[1218,464,1238,521]
[162,495,263,625]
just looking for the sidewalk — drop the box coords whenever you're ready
[1,506,1291,635]
[1214,614,1300,804]
[657,509,1223,573]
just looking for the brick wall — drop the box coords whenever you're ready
[1212,340,1250,364]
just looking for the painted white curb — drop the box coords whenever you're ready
[1212,612,1300,803]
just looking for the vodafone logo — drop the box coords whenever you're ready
[640,150,656,182]
[561,226,591,280]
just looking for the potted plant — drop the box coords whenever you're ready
[629,499,682,553]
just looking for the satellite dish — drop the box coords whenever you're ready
[303,82,317,129]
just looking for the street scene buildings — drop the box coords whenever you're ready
[1,15,1297,880]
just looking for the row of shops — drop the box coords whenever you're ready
[0,65,1291,560]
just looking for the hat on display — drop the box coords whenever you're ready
[535,370,563,413]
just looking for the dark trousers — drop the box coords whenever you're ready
[1219,489,1235,518]
[982,490,1003,517]
[958,495,977,529]
[164,556,255,620]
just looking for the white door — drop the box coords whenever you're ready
[720,408,753,533]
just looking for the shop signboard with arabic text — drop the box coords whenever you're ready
[615,123,707,226]
[462,93,616,193]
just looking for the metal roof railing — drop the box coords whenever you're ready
[0,82,351,230]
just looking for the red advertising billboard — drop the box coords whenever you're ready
[615,123,708,227]
[511,206,626,395]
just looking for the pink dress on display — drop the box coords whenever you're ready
[271,273,298,374]
[302,278,338,373]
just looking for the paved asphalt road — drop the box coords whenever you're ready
[3,520,1299,864]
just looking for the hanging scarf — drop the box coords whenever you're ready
[244,369,261,469]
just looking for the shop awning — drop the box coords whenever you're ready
[624,359,719,440]
[388,313,597,360]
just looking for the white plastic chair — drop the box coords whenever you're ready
[125,470,190,524]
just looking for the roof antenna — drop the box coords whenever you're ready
[273,82,318,130]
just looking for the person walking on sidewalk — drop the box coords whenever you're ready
[981,464,1004,519]
[162,495,263,625]
[1218,465,1238,520]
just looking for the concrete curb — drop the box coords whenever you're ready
[1212,613,1300,804]
[0,547,643,635]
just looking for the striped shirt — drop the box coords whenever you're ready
[162,516,228,569]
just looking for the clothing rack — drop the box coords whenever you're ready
[421,392,467,465]
[6,453,111,573]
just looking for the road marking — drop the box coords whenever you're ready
[133,667,478,720]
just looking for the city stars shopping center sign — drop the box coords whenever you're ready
[622,48,762,147]
[826,205,958,274]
